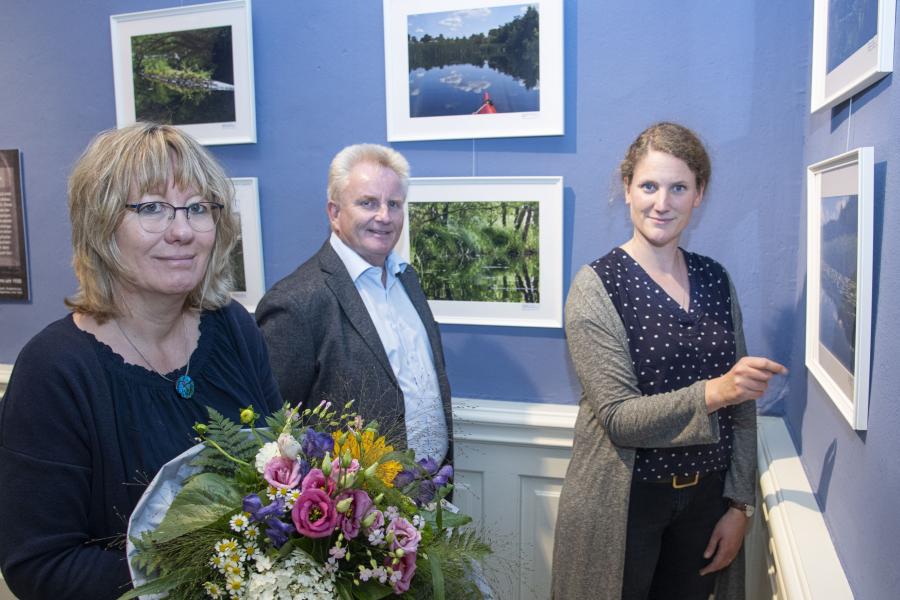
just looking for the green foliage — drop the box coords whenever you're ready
[409,201,540,303]
[191,407,258,477]
[153,473,242,544]
[412,528,493,600]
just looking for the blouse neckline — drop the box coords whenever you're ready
[611,246,698,320]
[67,311,215,387]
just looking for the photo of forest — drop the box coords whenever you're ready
[407,4,539,117]
[819,194,857,375]
[409,201,539,303]
[131,25,236,125]
[229,213,246,292]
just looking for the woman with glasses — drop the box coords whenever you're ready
[0,123,282,599]
[551,123,786,600]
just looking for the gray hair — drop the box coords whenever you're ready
[327,143,410,205]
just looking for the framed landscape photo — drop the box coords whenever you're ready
[397,176,563,328]
[383,0,564,141]
[0,149,30,301]
[111,0,257,145]
[806,148,873,430]
[810,0,895,112]
[229,178,265,313]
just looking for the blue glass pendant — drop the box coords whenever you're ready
[176,374,195,399]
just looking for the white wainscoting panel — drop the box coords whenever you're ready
[751,416,853,600]
[0,364,11,398]
[452,398,577,600]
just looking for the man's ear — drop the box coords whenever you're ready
[326,200,340,227]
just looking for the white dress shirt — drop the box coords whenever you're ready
[329,233,448,463]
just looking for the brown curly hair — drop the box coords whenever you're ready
[619,122,711,191]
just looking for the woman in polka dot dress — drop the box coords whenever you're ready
[551,123,787,600]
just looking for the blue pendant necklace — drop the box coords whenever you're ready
[114,313,195,399]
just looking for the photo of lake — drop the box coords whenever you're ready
[229,213,246,292]
[826,0,878,73]
[131,25,236,125]
[409,201,540,303]
[407,4,540,118]
[819,194,857,373]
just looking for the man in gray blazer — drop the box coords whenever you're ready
[256,144,452,465]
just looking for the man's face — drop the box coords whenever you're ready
[327,161,405,267]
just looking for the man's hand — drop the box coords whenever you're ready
[699,507,748,576]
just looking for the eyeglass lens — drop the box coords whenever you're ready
[135,202,222,233]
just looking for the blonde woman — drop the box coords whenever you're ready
[0,124,281,598]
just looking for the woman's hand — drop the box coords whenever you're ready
[705,356,787,412]
[699,507,749,576]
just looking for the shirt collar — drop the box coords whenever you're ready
[329,232,408,282]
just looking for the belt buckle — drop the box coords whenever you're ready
[672,472,700,489]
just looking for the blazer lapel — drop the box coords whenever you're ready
[317,243,397,384]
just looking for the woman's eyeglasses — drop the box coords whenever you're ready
[124,201,224,233]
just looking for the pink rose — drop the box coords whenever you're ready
[330,458,361,481]
[301,468,336,496]
[264,456,302,490]
[335,489,373,539]
[292,488,339,538]
[387,517,421,553]
[389,550,417,593]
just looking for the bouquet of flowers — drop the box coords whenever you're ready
[120,401,491,600]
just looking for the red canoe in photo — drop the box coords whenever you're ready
[473,91,497,114]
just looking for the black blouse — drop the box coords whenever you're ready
[592,247,737,481]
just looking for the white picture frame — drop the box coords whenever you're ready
[383,0,564,142]
[229,177,265,313]
[397,176,563,328]
[805,148,873,430]
[810,0,895,112]
[110,0,257,145]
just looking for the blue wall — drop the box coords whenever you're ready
[6,2,896,597]
[789,30,900,599]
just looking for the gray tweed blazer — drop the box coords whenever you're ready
[551,265,754,600]
[255,241,453,455]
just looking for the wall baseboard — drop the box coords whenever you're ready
[752,415,853,599]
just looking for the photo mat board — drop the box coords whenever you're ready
[111,0,257,145]
[383,0,564,141]
[397,176,563,327]
[0,149,30,301]
[229,178,265,313]
[810,0,895,112]
[805,147,873,430]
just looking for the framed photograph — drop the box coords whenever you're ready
[396,176,563,328]
[810,0,895,112]
[806,148,873,430]
[0,149,30,301]
[111,0,257,145]
[383,0,564,142]
[229,178,265,313]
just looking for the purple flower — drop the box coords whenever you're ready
[417,480,437,505]
[394,457,454,505]
[264,456,303,490]
[418,456,440,474]
[393,469,416,489]
[433,464,453,487]
[243,494,285,523]
[364,508,385,533]
[265,517,294,548]
[301,468,336,496]
[387,550,417,594]
[335,489,373,539]
[387,516,421,553]
[292,488,339,538]
[301,427,334,460]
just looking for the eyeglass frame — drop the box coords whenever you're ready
[124,200,225,233]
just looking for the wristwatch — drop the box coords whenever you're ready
[728,499,755,518]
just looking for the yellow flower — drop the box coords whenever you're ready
[332,430,403,487]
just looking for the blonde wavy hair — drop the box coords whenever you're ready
[65,122,239,322]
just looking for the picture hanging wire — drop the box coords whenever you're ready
[845,96,853,152]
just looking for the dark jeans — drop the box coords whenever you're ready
[621,471,729,600]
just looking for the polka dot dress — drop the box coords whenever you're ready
[591,247,737,482]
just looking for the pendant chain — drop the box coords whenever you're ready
[114,313,192,387]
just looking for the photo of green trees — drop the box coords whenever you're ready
[131,25,236,125]
[408,201,540,303]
